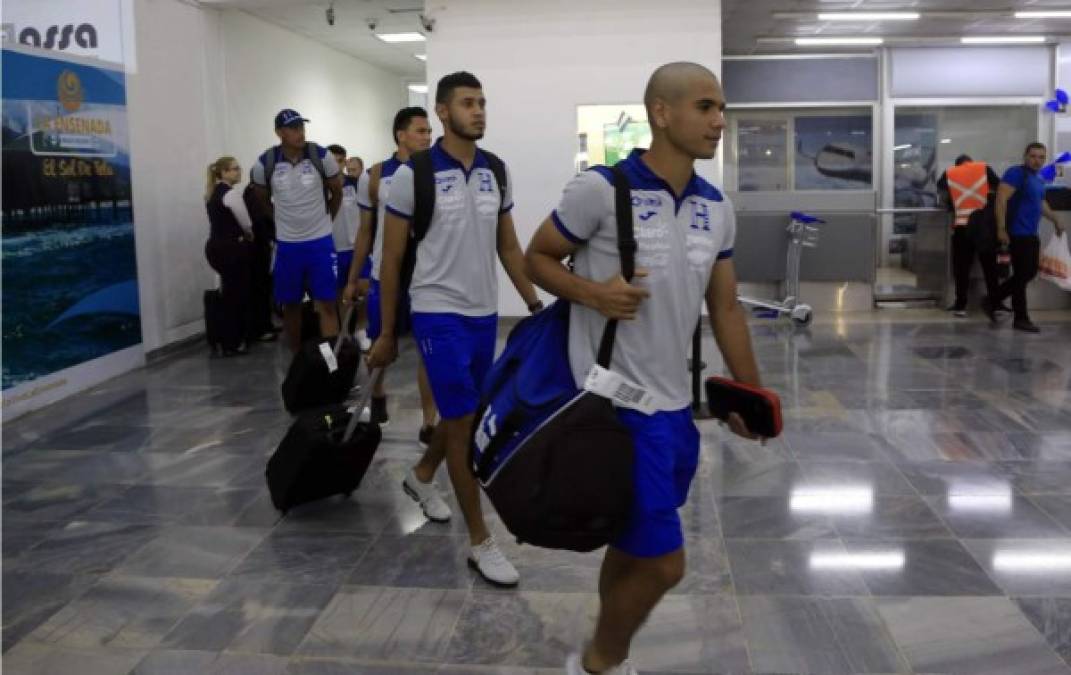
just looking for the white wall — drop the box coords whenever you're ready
[219,10,406,176]
[127,0,226,351]
[127,0,407,352]
[424,0,723,316]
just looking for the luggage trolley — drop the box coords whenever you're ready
[738,211,823,327]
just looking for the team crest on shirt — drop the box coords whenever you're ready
[689,198,711,231]
[478,170,495,193]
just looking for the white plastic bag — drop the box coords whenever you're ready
[1039,233,1071,292]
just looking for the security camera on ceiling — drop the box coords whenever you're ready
[366,18,378,32]
[419,13,435,33]
[326,4,335,26]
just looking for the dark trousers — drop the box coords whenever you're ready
[951,228,1000,309]
[206,237,253,351]
[995,235,1040,322]
[249,239,275,336]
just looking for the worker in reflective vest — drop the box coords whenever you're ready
[937,155,1001,316]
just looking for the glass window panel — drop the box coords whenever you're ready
[794,115,873,190]
[736,119,789,191]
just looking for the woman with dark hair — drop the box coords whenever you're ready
[204,156,256,356]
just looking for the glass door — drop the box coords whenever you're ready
[878,105,1038,304]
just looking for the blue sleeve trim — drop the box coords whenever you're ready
[357,202,374,212]
[385,205,412,221]
[499,203,514,215]
[717,248,734,260]
[551,210,584,244]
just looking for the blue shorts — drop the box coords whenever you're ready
[359,258,372,280]
[411,312,498,420]
[612,407,700,558]
[366,278,411,340]
[274,235,337,304]
[336,250,354,290]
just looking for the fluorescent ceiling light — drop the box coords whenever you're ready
[414,53,427,62]
[376,32,426,43]
[893,144,912,151]
[795,37,884,46]
[408,83,428,94]
[789,486,873,515]
[940,138,952,144]
[818,12,919,21]
[810,551,906,570]
[993,551,1071,572]
[1015,11,1071,19]
[961,36,1046,44]
[948,494,1013,513]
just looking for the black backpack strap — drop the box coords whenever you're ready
[306,142,327,182]
[482,150,508,210]
[262,147,277,195]
[410,149,436,241]
[595,163,637,369]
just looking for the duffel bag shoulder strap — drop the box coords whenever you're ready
[596,164,637,368]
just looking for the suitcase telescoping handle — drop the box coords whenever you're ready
[333,299,363,358]
[342,365,382,442]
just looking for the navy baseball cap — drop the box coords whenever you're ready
[274,109,309,129]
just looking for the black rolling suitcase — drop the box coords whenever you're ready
[267,368,383,513]
[282,305,361,414]
[204,289,225,355]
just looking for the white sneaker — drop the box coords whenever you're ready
[469,536,520,587]
[402,469,452,522]
[356,329,372,352]
[565,652,639,675]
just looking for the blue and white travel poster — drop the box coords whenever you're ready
[2,46,141,397]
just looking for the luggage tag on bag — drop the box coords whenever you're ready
[318,342,339,373]
[584,364,659,415]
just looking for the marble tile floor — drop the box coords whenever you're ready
[4,311,1071,674]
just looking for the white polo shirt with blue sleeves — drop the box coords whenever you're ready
[552,149,736,412]
[332,175,361,252]
[356,155,405,281]
[384,140,514,317]
[250,145,339,243]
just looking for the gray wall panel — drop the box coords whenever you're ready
[724,58,879,104]
[734,212,876,283]
[890,47,1052,98]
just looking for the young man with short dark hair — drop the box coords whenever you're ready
[328,144,362,323]
[251,110,343,352]
[367,74,541,587]
[994,142,1066,332]
[526,62,764,675]
[343,107,438,435]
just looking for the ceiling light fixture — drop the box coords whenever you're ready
[376,32,426,43]
[414,53,427,61]
[961,35,1046,44]
[1015,11,1071,19]
[795,37,884,46]
[818,12,920,21]
[407,83,428,94]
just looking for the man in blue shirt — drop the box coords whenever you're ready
[993,142,1066,332]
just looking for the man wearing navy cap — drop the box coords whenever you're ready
[251,109,344,351]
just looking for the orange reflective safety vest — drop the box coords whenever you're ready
[946,161,989,228]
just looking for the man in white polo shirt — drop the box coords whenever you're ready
[527,63,764,674]
[367,72,542,587]
[251,109,343,353]
[343,107,438,437]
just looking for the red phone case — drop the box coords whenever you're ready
[704,376,783,438]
